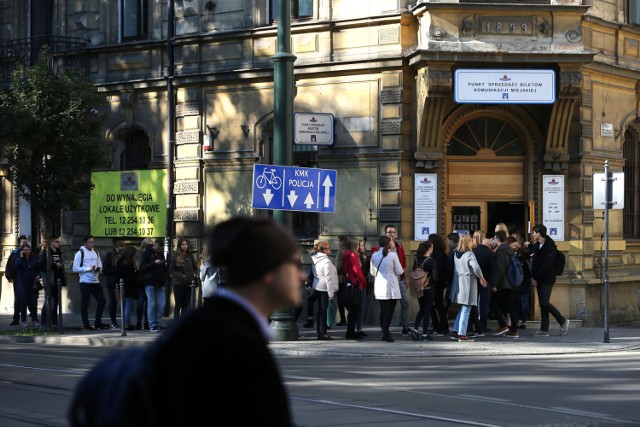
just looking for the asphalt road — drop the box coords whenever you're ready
[0,342,638,427]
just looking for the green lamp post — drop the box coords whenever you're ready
[269,0,299,341]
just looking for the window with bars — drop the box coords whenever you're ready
[121,130,151,170]
[121,0,149,42]
[624,127,640,238]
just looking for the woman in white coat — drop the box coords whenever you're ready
[370,235,404,342]
[311,240,339,340]
[450,234,487,341]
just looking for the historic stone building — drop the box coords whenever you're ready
[1,0,639,325]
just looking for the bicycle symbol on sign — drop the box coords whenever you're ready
[255,168,283,190]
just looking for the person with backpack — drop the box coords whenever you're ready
[490,231,521,338]
[72,235,108,331]
[529,224,569,336]
[409,241,437,341]
[6,235,30,326]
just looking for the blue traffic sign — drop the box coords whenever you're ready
[251,164,337,213]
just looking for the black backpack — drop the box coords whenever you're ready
[4,249,17,281]
[555,250,565,276]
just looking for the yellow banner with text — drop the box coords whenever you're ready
[90,170,167,238]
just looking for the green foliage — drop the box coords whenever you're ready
[0,48,108,223]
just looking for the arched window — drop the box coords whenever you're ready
[120,129,151,170]
[623,126,640,238]
[447,116,525,157]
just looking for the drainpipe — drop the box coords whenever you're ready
[166,0,175,272]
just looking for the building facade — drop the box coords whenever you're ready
[1,0,640,325]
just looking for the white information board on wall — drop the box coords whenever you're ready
[542,175,564,241]
[414,174,438,241]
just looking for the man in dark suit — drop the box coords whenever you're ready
[68,217,303,427]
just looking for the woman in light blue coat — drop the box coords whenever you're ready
[450,234,487,341]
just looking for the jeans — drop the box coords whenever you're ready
[79,283,106,327]
[356,287,367,331]
[106,285,118,325]
[478,284,492,332]
[398,280,409,328]
[453,304,472,336]
[316,291,330,336]
[124,297,135,326]
[16,281,38,323]
[536,283,566,332]
[146,285,166,329]
[414,286,435,333]
[40,284,61,325]
[379,299,397,338]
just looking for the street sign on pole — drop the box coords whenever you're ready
[251,163,337,213]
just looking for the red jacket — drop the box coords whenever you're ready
[342,249,366,290]
[371,241,406,281]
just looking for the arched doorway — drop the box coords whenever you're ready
[442,107,538,237]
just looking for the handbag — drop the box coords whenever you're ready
[326,303,334,328]
[33,277,43,291]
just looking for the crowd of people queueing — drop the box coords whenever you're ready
[302,222,570,342]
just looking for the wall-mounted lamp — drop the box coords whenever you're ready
[205,125,219,151]
[240,124,250,137]
[0,162,9,178]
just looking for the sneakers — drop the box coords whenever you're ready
[32,320,40,327]
[560,319,570,336]
[457,335,474,342]
[421,334,433,341]
[21,321,29,327]
[95,323,110,330]
[150,326,160,332]
[450,332,460,341]
[470,331,485,337]
[401,327,411,335]
[356,330,368,338]
[518,323,527,329]
[505,331,519,338]
[534,330,550,336]
[409,328,421,341]
[317,334,333,340]
[493,326,509,336]
[82,325,95,331]
[110,323,120,330]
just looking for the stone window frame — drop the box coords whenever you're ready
[120,0,149,42]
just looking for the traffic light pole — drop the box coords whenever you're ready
[269,0,299,341]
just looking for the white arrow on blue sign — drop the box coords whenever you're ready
[251,164,337,213]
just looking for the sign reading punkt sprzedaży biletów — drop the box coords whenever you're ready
[90,170,167,238]
[454,69,556,104]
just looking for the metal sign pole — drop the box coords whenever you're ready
[120,279,127,337]
[603,160,611,344]
[57,279,63,334]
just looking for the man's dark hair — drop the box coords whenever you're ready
[83,235,94,242]
[533,224,547,238]
[153,238,164,247]
[384,224,397,232]
[447,233,460,245]
[338,235,348,244]
[50,235,60,240]
[494,230,508,243]
[18,234,28,243]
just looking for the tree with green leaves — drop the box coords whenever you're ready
[0,48,108,329]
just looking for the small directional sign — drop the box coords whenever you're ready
[251,164,337,213]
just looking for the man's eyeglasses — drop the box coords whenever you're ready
[386,231,397,235]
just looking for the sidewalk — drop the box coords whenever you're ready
[1,312,638,358]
